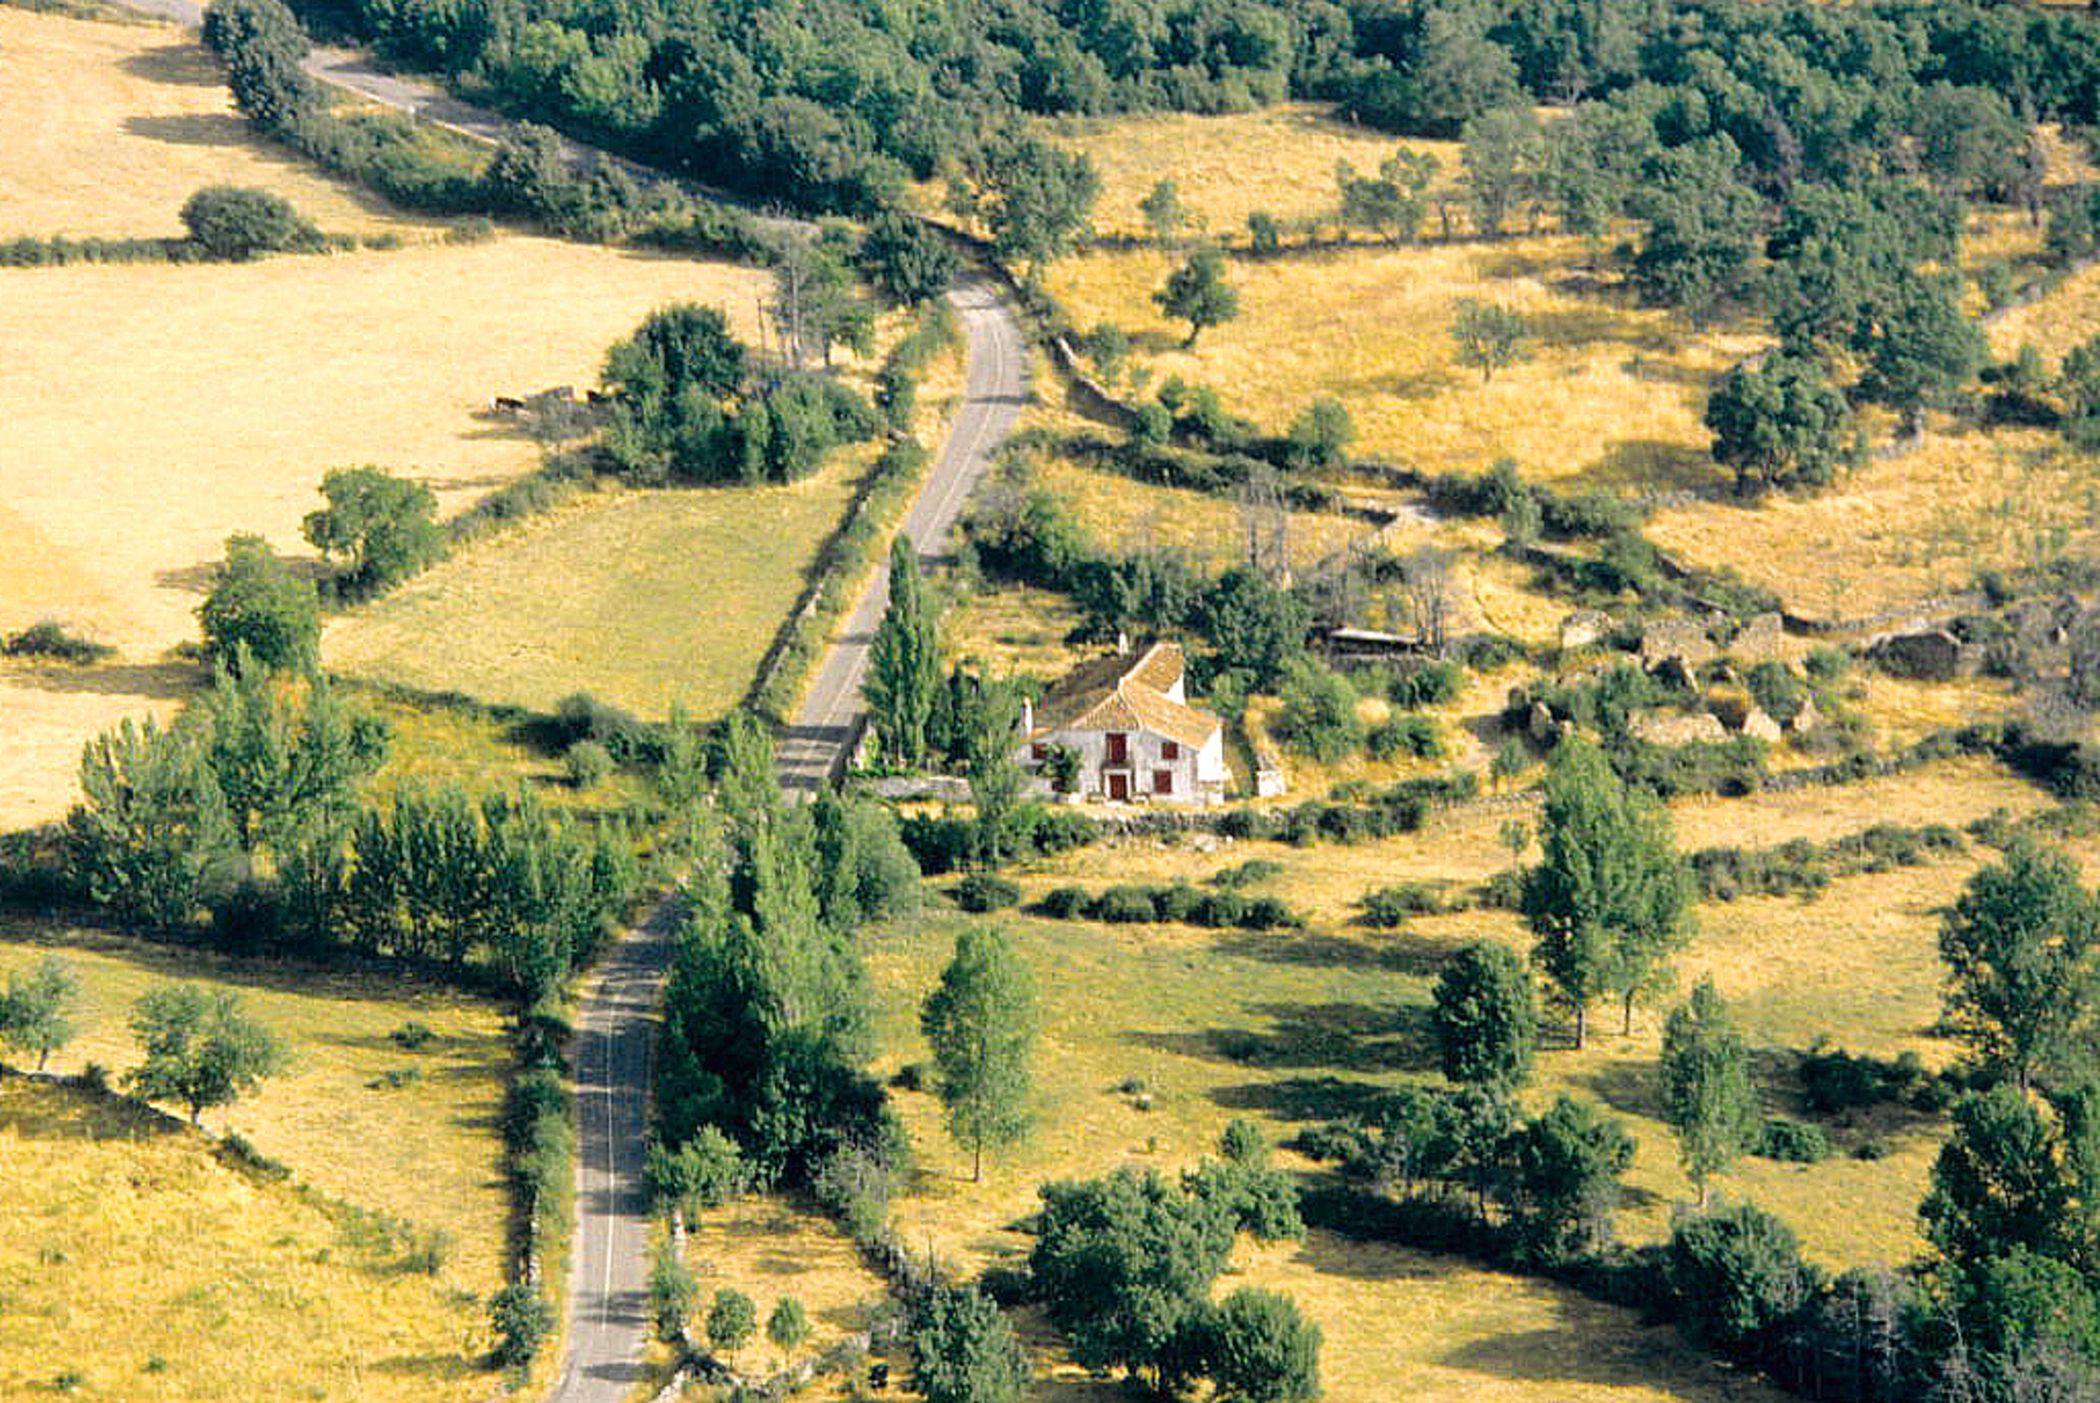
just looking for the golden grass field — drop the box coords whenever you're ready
[0,1076,498,1403]
[324,475,858,720]
[1046,237,1759,487]
[0,7,445,241]
[1048,104,1456,238]
[0,920,513,1296]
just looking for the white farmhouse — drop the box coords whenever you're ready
[1018,640,1228,804]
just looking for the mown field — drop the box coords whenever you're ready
[0,1077,497,1403]
[324,475,858,721]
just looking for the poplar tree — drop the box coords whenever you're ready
[921,927,1038,1181]
[1659,978,1761,1204]
[867,535,942,769]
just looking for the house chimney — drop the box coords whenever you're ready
[1116,630,1131,657]
[1019,696,1034,737]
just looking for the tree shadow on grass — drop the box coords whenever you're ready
[1436,1325,1698,1389]
[1125,1000,1433,1075]
[123,112,251,147]
[0,658,203,701]
[1577,439,1720,496]
[1210,928,1455,978]
[120,43,225,87]
[1207,1074,1395,1122]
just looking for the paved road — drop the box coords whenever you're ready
[778,271,1030,795]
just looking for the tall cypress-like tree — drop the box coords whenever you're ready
[1659,978,1761,1204]
[1521,737,1691,1048]
[867,535,941,769]
[920,926,1037,1181]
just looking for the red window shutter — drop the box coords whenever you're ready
[1154,769,1173,794]
[1161,740,1180,760]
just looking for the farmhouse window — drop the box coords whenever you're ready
[1107,733,1129,764]
[1154,769,1173,794]
[1161,740,1180,760]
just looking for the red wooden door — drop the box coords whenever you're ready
[1108,772,1130,800]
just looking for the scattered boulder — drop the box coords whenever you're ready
[1870,628,1963,682]
[1559,609,1614,652]
[1740,707,1784,744]
[1651,656,1698,694]
[1527,701,1558,744]
[1631,711,1730,746]
[1641,618,1718,672]
[1790,695,1822,736]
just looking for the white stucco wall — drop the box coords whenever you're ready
[1019,724,1226,804]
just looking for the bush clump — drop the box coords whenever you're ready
[181,185,325,260]
[1755,1118,1833,1163]
[2,620,114,664]
[953,872,1022,912]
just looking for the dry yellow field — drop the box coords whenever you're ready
[0,7,442,240]
[0,921,513,1296]
[1048,104,1456,237]
[1046,237,1759,485]
[1648,426,2100,619]
[0,1076,498,1403]
[325,475,856,720]
[0,240,773,826]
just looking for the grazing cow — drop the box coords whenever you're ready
[490,394,526,414]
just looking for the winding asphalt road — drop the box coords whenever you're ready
[104,6,1030,1396]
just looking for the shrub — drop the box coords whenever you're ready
[2,620,113,664]
[565,740,615,790]
[1154,883,1204,922]
[1358,883,1444,927]
[1666,1203,1820,1353]
[1211,859,1283,889]
[953,873,1021,912]
[1195,890,1248,927]
[1093,885,1160,923]
[490,1283,554,1368]
[1238,896,1297,930]
[1367,714,1441,762]
[1755,1118,1832,1164]
[1038,885,1090,918]
[1387,661,1465,708]
[181,185,323,260]
[389,1020,436,1050]
[1799,1044,1932,1115]
[1273,661,1364,764]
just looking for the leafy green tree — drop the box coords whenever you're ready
[480,123,580,224]
[1939,840,2099,1096]
[1542,99,1653,240]
[1450,300,1531,383]
[1200,1288,1322,1403]
[1856,275,1987,436]
[1631,135,1765,323]
[650,1237,699,1342]
[1666,1202,1820,1351]
[707,1288,758,1360]
[770,225,874,369]
[198,532,319,673]
[1461,107,1544,238]
[1704,353,1854,496]
[1764,183,1936,354]
[127,984,288,1124]
[180,186,322,261]
[953,133,1099,273]
[646,1124,749,1217]
[1659,978,1762,1203]
[1431,940,1537,1090]
[301,467,443,594]
[859,211,960,307]
[1285,397,1353,471]
[866,535,942,769]
[67,716,236,929]
[1273,660,1362,764]
[202,661,384,856]
[768,1296,812,1361]
[1335,149,1438,245]
[1922,1085,2083,1274]
[1912,83,2026,202]
[201,0,317,135]
[1154,246,1239,348]
[921,926,1037,1181]
[1521,737,1692,1047]
[0,955,78,1072]
[910,1284,1029,1403]
[602,303,751,482]
[1503,1094,1635,1263]
[490,1283,554,1369]
[1203,567,1310,688]
[1140,178,1189,248]
[1029,1167,1237,1380]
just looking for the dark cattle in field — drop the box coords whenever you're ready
[490,395,526,414]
